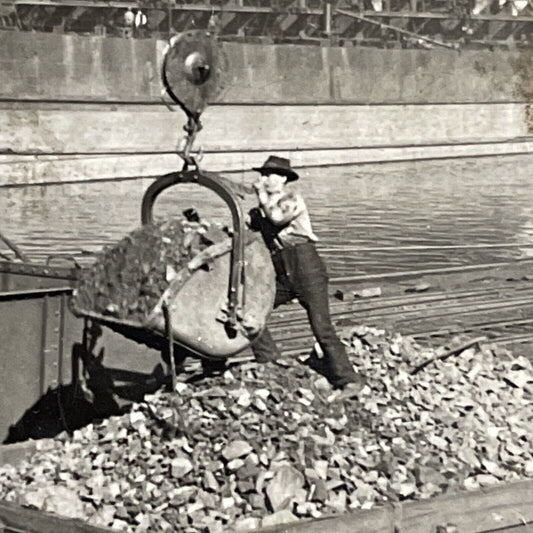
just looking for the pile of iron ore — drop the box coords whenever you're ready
[72,217,228,322]
[0,328,532,532]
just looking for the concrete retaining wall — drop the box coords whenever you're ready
[1,102,529,184]
[1,103,526,153]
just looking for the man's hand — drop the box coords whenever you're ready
[253,178,272,210]
[253,176,266,193]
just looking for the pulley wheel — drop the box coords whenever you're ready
[162,30,227,118]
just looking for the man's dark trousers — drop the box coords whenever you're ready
[251,242,357,388]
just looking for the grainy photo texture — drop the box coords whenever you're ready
[0,3,532,533]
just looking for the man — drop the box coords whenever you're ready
[123,7,134,38]
[124,7,134,27]
[248,156,366,397]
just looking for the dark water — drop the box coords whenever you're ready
[2,154,533,278]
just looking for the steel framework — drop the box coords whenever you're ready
[0,0,532,48]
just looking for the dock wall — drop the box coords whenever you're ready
[0,32,532,185]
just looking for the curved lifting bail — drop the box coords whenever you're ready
[141,170,246,332]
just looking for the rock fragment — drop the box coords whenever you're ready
[222,441,253,461]
[266,465,306,511]
[171,457,193,478]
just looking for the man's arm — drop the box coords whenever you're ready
[257,187,305,226]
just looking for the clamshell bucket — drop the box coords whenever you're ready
[71,170,276,360]
[71,32,275,359]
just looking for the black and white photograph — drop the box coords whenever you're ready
[0,1,532,532]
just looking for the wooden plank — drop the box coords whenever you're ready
[263,481,533,533]
[0,478,531,533]
[401,480,533,533]
[260,505,395,533]
[0,501,111,533]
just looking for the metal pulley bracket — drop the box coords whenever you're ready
[161,30,227,121]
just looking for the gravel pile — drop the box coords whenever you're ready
[1,328,532,532]
[72,217,228,322]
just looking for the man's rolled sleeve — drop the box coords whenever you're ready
[262,191,304,226]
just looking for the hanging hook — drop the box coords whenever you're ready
[177,113,203,170]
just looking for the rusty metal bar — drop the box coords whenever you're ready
[3,137,531,162]
[39,295,48,397]
[0,287,73,301]
[0,260,78,281]
[1,271,9,292]
[58,293,66,385]
[0,231,29,263]
[162,302,177,392]
[336,8,458,49]
[324,0,332,37]
[9,0,533,22]
[1,96,532,107]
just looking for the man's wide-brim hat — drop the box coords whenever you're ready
[252,156,299,182]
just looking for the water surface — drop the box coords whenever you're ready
[2,154,533,278]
